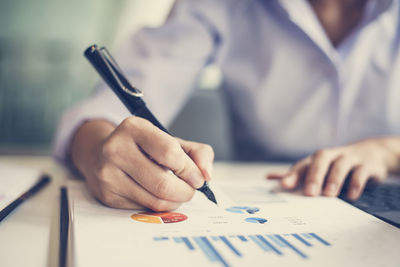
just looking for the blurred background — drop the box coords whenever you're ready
[0,0,176,154]
[0,0,230,158]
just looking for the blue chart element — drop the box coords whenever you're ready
[237,235,248,242]
[267,234,286,247]
[225,206,260,214]
[173,237,182,243]
[154,232,331,266]
[302,233,312,239]
[309,233,331,246]
[211,236,220,241]
[292,234,312,247]
[172,237,195,250]
[225,207,244,214]
[182,237,195,250]
[193,236,230,267]
[275,234,308,259]
[245,217,268,224]
[153,236,169,241]
[256,235,282,255]
[249,235,270,252]
[219,236,242,256]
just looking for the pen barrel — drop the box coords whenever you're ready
[84,46,131,102]
[84,45,169,134]
[134,105,169,134]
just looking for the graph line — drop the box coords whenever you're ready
[274,234,308,259]
[219,236,242,257]
[309,233,331,246]
[292,234,312,247]
[256,235,283,255]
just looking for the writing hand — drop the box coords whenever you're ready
[71,117,214,211]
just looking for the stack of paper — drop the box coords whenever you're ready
[67,173,400,267]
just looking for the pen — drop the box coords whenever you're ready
[0,175,51,222]
[59,187,69,267]
[84,44,217,205]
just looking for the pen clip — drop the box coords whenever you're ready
[98,46,144,98]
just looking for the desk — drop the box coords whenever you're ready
[0,156,287,267]
[0,156,66,267]
[1,156,399,267]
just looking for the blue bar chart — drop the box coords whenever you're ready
[154,232,331,267]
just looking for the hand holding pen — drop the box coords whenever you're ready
[69,45,216,211]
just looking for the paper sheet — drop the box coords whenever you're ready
[0,162,42,211]
[68,176,400,267]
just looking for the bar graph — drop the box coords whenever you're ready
[154,232,331,267]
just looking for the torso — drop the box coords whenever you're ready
[217,0,400,160]
[309,0,367,47]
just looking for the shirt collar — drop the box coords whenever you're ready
[276,0,394,62]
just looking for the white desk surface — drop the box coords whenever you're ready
[0,155,289,267]
[2,156,400,267]
[0,156,68,267]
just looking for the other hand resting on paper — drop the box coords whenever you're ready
[267,138,400,200]
[70,117,214,211]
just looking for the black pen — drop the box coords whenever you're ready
[0,175,51,222]
[84,44,217,204]
[59,187,69,267]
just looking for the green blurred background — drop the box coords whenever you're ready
[0,0,176,154]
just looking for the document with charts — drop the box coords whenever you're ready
[67,171,400,267]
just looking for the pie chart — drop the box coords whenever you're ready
[226,206,260,214]
[131,211,188,224]
[245,217,268,224]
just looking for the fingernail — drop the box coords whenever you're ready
[324,183,337,196]
[205,162,213,181]
[306,183,318,196]
[190,172,206,189]
[348,187,360,200]
[202,169,211,182]
[282,175,295,188]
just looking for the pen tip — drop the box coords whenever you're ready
[207,191,218,205]
[197,182,218,205]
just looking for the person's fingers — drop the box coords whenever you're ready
[347,165,370,200]
[101,129,195,203]
[304,150,337,196]
[124,117,205,189]
[87,164,150,210]
[95,166,182,211]
[323,155,355,197]
[347,164,387,200]
[178,138,214,181]
[266,169,289,180]
[125,155,195,205]
[281,157,311,189]
[118,152,195,203]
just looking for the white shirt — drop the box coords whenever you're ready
[53,0,400,163]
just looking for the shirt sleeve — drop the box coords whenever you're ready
[52,0,227,166]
